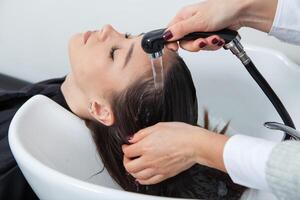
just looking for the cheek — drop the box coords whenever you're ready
[68,38,122,95]
[74,58,117,96]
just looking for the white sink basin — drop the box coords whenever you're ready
[8,45,300,199]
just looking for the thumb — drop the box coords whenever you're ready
[163,16,200,41]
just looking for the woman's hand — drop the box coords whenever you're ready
[122,122,229,185]
[165,0,278,52]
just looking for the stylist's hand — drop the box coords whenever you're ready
[122,122,229,185]
[165,0,278,52]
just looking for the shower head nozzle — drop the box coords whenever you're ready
[141,28,166,58]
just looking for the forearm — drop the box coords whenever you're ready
[191,127,229,172]
[238,0,278,32]
[192,129,277,191]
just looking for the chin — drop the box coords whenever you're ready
[69,33,83,49]
[68,33,82,62]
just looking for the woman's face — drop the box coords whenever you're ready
[69,24,154,98]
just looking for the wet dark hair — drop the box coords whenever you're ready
[85,54,246,199]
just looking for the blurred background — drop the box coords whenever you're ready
[0,0,300,83]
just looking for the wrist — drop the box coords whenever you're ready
[238,0,278,32]
[192,127,229,172]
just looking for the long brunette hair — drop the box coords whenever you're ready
[85,54,245,199]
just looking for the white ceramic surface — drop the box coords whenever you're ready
[8,46,300,199]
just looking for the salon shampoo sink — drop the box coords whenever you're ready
[8,45,300,200]
[8,95,175,200]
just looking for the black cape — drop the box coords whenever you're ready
[0,77,70,200]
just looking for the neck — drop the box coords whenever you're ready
[61,74,92,119]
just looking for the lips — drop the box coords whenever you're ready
[83,31,92,44]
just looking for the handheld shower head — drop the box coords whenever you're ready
[141,29,166,58]
[141,28,239,58]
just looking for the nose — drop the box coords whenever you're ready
[98,24,119,40]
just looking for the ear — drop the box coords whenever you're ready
[89,101,115,126]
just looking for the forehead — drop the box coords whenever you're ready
[127,38,176,69]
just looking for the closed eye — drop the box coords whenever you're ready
[110,46,119,60]
[125,32,131,39]
[110,33,131,60]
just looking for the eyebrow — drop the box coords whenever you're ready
[122,43,135,69]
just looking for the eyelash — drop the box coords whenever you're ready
[110,46,119,60]
[125,32,131,38]
[110,32,131,60]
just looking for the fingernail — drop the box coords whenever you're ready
[199,41,207,48]
[217,41,224,47]
[212,38,219,45]
[163,30,173,41]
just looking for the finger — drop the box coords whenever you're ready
[122,144,134,158]
[164,16,200,41]
[131,168,156,180]
[165,42,179,52]
[179,38,208,52]
[203,35,224,51]
[167,4,199,27]
[129,125,157,143]
[124,157,147,174]
[137,174,166,185]
[122,143,143,158]
[123,155,131,166]
[167,14,185,28]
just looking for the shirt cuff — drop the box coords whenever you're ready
[269,0,300,45]
[223,134,277,191]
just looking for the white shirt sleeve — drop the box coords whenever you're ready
[269,0,300,44]
[223,135,277,191]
